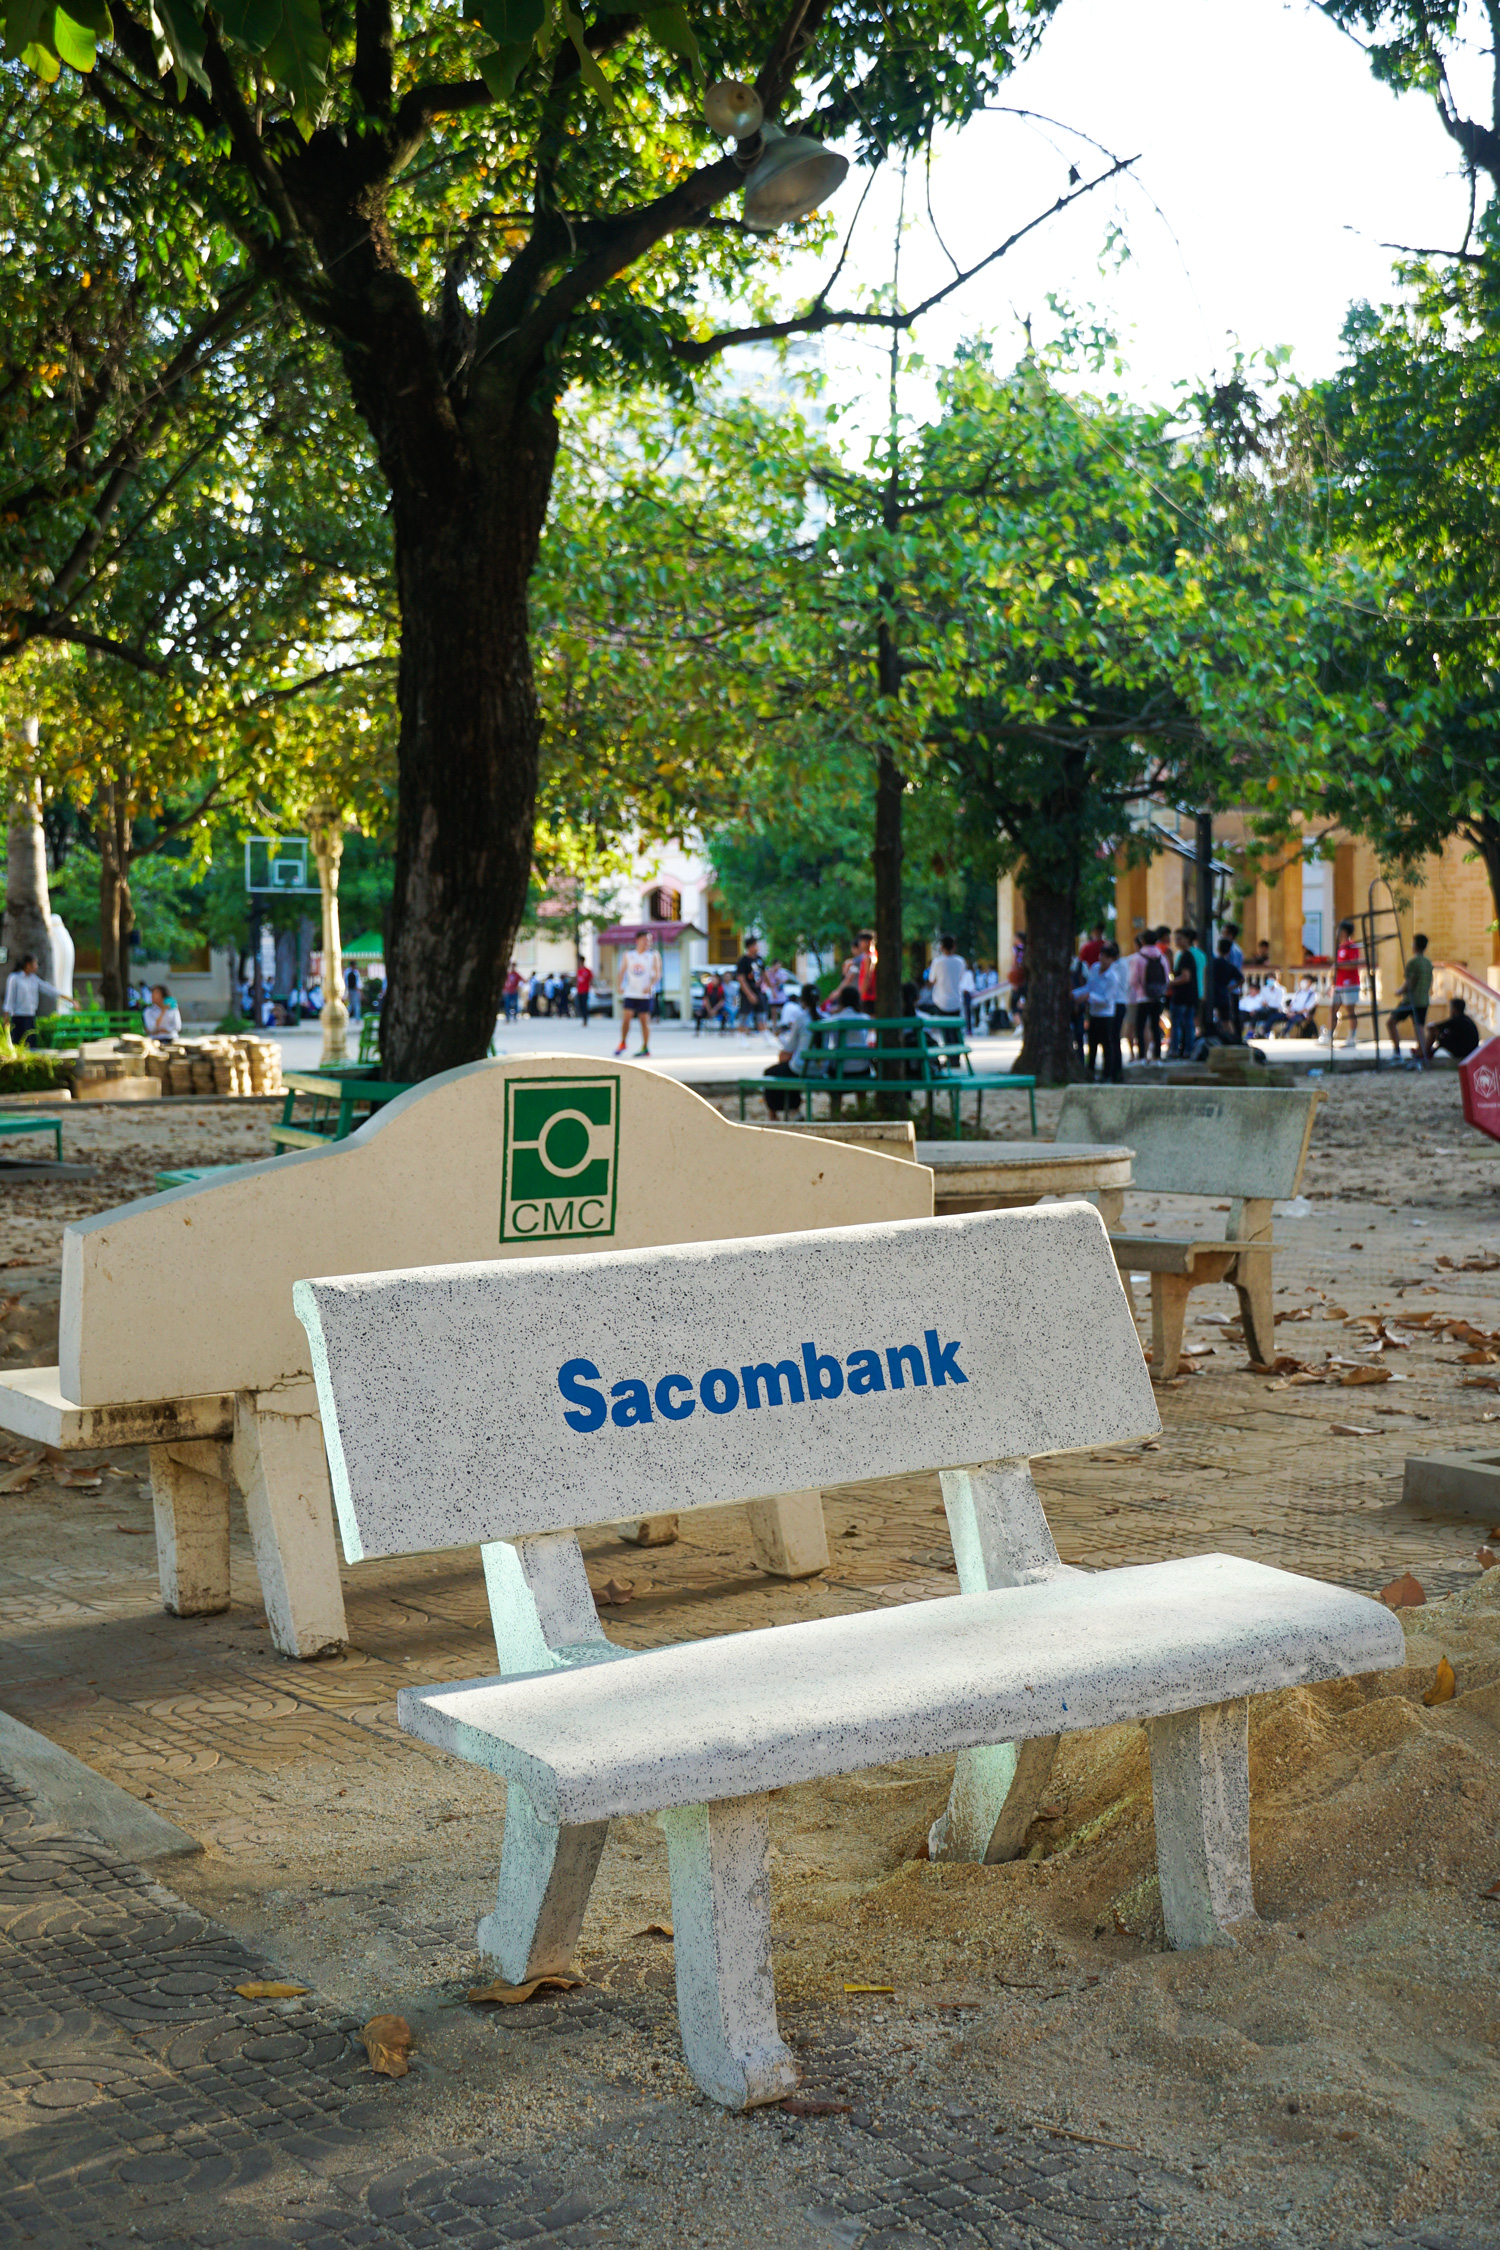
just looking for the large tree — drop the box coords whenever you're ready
[0,0,1107,1076]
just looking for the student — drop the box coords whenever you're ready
[345,963,362,1022]
[1138,929,1169,1061]
[1427,996,1480,1062]
[614,930,661,1057]
[1077,922,1107,968]
[1328,919,1362,1048]
[1,953,58,1045]
[143,984,183,1040]
[735,937,767,1035]
[928,934,966,1052]
[1387,933,1433,1061]
[1212,934,1243,1041]
[1084,941,1128,1082]
[1287,975,1322,1037]
[1167,929,1199,1058]
[761,982,822,1115]
[1222,920,1245,972]
[1245,971,1292,1034]
[502,963,521,1022]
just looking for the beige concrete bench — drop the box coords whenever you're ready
[0,1059,930,1657]
[296,1206,1401,2111]
[1054,1086,1323,1378]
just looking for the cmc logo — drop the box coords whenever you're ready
[501,1077,620,1243]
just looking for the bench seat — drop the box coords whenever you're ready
[1112,1234,1259,1278]
[400,1554,1397,1825]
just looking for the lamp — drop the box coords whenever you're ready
[703,78,763,139]
[741,123,849,230]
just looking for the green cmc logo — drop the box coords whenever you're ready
[502,1077,619,1244]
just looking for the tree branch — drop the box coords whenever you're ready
[670,153,1138,367]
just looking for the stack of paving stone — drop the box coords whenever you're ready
[147,1036,281,1097]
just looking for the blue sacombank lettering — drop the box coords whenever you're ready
[557,1334,965,1434]
[558,1357,606,1432]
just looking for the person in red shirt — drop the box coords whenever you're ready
[857,932,878,1010]
[1078,923,1107,968]
[573,956,593,1024]
[1329,918,1362,1049]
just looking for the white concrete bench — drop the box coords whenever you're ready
[0,1059,929,1657]
[296,1205,1400,2112]
[1055,1086,1323,1377]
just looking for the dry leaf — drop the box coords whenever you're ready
[843,1983,895,1995]
[234,1980,309,1999]
[1475,1547,1498,1571]
[1463,1378,1500,1393]
[360,2013,414,2076]
[1251,1355,1305,1377]
[633,1922,673,1940]
[1275,1307,1313,1322]
[1331,1423,1377,1437]
[1482,1878,1500,1899]
[780,2095,854,2116]
[1452,1350,1499,1366]
[54,1467,103,1488]
[1340,1366,1393,1387]
[1379,1572,1426,1610]
[1422,1657,1457,1707]
[596,1578,634,1605]
[0,1464,40,1493]
[466,1973,584,2006]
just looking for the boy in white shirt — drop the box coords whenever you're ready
[614,931,661,1057]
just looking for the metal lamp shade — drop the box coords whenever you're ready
[742,124,849,230]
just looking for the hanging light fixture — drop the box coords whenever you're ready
[703,79,763,139]
[741,123,848,230]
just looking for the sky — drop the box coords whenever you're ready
[757,0,1485,426]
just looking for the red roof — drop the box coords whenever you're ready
[595,921,703,945]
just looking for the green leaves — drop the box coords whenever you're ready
[212,0,283,55]
[258,0,330,122]
[150,0,208,92]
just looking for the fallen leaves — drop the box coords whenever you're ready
[360,2013,414,2076]
[1331,1423,1377,1437]
[1477,1548,1499,1571]
[1379,1572,1426,1611]
[596,1578,634,1606]
[1340,1366,1393,1387]
[1422,1657,1457,1707]
[633,1922,673,1940]
[467,1973,584,2006]
[1251,1356,1306,1378]
[234,1980,308,2000]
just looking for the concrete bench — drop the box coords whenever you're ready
[296,1205,1401,2112]
[0,1115,64,1163]
[1055,1086,1323,1378]
[0,1059,929,1658]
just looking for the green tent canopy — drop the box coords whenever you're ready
[342,932,386,961]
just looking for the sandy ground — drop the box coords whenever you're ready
[0,1070,1497,2245]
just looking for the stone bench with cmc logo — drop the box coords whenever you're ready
[295,1206,1402,2112]
[0,1059,930,1658]
[1054,1085,1324,1379]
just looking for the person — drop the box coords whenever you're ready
[857,931,878,1012]
[1084,941,1128,1082]
[1212,934,1243,1042]
[1077,922,1107,969]
[1222,920,1245,972]
[1328,918,1362,1049]
[2,954,58,1045]
[761,982,822,1115]
[1006,933,1027,1024]
[825,986,877,1079]
[502,963,521,1023]
[1186,926,1208,1024]
[572,956,593,1024]
[735,937,767,1035]
[695,972,727,1034]
[526,972,542,1018]
[1138,928,1169,1062]
[615,929,661,1057]
[960,958,977,1035]
[1167,929,1199,1058]
[1387,933,1433,1061]
[1251,939,1272,972]
[1243,971,1292,1035]
[1427,995,1480,1062]
[143,983,183,1040]
[928,934,966,1051]
[345,963,362,1022]
[1286,975,1322,1037]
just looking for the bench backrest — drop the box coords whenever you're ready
[59,1056,931,1406]
[1053,1086,1320,1202]
[295,1205,1158,1563]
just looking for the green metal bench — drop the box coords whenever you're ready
[0,1116,64,1162]
[269,1068,413,1151]
[33,1010,145,1049]
[738,1016,1037,1138]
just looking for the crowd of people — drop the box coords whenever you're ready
[995,918,1484,1082]
[502,957,596,1025]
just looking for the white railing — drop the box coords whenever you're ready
[1432,961,1500,1037]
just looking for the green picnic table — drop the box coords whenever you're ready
[269,1067,413,1151]
[738,1015,1037,1138]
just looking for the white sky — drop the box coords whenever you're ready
[759,0,1485,427]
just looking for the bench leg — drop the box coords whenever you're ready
[232,1390,348,1659]
[1232,1241,1274,1367]
[1145,1698,1257,1949]
[476,1789,610,1982]
[929,1737,1060,1863]
[659,1794,799,2111]
[148,1442,231,1617]
[744,1489,829,1578]
[932,1462,1064,1862]
[1150,1272,1193,1379]
[1094,1187,1124,1231]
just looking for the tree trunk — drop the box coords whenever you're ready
[1017,878,1083,1086]
[4,756,54,994]
[97,784,133,1013]
[379,407,558,1082]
